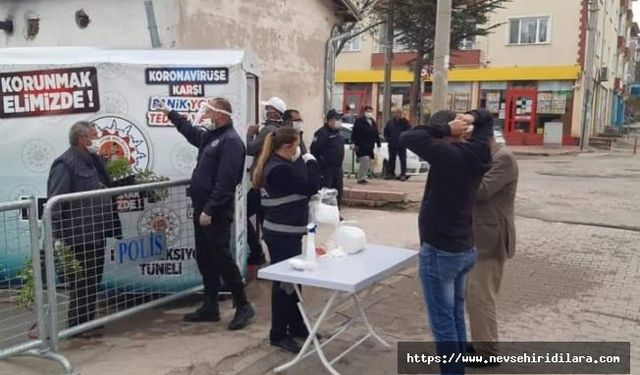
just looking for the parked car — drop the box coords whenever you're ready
[339,123,429,177]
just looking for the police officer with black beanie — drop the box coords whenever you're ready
[310,109,345,207]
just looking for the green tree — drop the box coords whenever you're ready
[350,0,509,121]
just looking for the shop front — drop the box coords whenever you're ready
[480,80,576,146]
[335,66,581,145]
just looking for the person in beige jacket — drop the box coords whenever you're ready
[466,133,518,363]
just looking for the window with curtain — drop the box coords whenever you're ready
[508,17,550,45]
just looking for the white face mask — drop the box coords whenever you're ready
[87,139,100,154]
[365,111,374,119]
[291,146,302,162]
[292,121,303,131]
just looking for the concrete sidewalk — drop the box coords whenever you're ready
[3,211,638,374]
[509,145,583,157]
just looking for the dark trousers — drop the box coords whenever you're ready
[321,165,343,208]
[68,240,105,327]
[264,234,305,341]
[246,188,265,265]
[388,145,407,177]
[193,209,247,304]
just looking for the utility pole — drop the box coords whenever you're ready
[382,3,394,127]
[432,0,452,112]
[580,0,599,151]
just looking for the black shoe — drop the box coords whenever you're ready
[228,302,255,330]
[291,331,322,341]
[271,336,302,353]
[357,180,366,184]
[184,291,220,322]
[384,175,396,180]
[399,175,409,181]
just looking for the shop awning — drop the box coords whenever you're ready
[335,65,582,83]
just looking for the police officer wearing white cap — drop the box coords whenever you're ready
[245,97,287,276]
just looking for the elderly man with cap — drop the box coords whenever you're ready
[310,109,345,208]
[400,109,494,375]
[245,96,287,277]
[158,98,254,331]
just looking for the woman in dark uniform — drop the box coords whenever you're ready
[251,127,322,353]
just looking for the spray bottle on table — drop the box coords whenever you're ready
[305,223,318,265]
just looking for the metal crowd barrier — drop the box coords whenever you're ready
[1,178,246,373]
[0,199,71,372]
[42,179,203,353]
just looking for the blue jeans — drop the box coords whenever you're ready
[419,243,477,375]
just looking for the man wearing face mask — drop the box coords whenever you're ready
[283,109,307,154]
[244,97,287,277]
[159,98,254,331]
[352,105,381,184]
[47,121,122,336]
[246,96,287,166]
[310,109,345,208]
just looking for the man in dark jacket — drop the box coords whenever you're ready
[47,121,120,334]
[384,107,411,181]
[160,98,254,331]
[351,105,381,184]
[400,109,493,375]
[310,109,345,207]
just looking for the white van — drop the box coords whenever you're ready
[0,48,259,290]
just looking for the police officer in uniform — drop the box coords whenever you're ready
[159,98,254,331]
[310,109,345,207]
[245,97,287,277]
[251,127,321,353]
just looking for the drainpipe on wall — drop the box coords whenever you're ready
[324,26,361,114]
[144,0,162,48]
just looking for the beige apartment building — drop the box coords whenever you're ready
[335,0,637,146]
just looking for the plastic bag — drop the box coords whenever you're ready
[325,224,367,255]
[309,188,340,225]
[371,148,381,172]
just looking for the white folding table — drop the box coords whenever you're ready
[258,244,418,375]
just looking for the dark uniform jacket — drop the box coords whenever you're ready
[310,124,345,169]
[260,155,321,237]
[169,111,245,222]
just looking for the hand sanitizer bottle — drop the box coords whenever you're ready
[305,223,317,265]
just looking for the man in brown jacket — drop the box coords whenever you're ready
[466,133,518,363]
